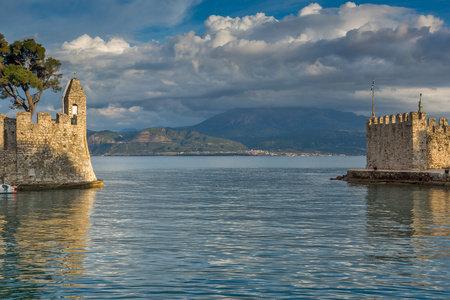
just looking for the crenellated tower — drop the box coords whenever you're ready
[366,111,450,170]
[0,75,100,187]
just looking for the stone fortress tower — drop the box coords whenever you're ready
[366,106,450,171]
[0,75,101,188]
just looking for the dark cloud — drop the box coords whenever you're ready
[3,2,450,131]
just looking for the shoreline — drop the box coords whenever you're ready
[90,152,352,157]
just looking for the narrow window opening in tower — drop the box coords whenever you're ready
[73,104,78,115]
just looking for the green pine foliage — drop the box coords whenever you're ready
[0,34,62,117]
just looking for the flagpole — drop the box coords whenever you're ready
[372,76,375,118]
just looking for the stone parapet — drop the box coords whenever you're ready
[367,111,426,127]
[366,110,450,171]
[0,77,98,187]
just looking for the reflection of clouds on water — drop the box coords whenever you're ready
[0,189,97,298]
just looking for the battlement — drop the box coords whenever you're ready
[366,111,429,126]
[367,110,450,170]
[367,112,450,134]
[0,76,98,186]
[13,112,78,127]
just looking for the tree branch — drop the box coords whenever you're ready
[6,84,25,102]
[1,37,62,116]
[32,91,43,106]
[6,85,26,110]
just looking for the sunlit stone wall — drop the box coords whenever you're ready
[0,78,97,185]
[366,111,450,170]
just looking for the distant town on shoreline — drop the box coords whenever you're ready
[87,107,367,156]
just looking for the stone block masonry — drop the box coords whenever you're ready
[366,111,450,171]
[0,77,101,188]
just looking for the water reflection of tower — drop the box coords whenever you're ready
[365,184,450,261]
[365,184,416,239]
[411,189,450,238]
[0,189,97,298]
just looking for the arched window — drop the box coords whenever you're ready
[72,104,78,115]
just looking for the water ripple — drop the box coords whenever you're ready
[1,157,449,299]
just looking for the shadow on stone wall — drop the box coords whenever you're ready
[6,140,97,186]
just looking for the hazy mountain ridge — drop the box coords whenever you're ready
[186,107,367,155]
[188,107,366,138]
[87,107,367,156]
[87,128,248,156]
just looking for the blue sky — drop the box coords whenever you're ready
[1,0,450,131]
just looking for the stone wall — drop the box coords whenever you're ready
[63,77,86,128]
[347,169,450,184]
[0,77,98,186]
[0,115,17,181]
[366,112,423,170]
[367,111,450,170]
[427,118,450,169]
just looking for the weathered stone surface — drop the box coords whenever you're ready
[347,169,450,185]
[0,78,99,186]
[366,111,450,170]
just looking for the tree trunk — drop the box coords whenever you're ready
[29,105,35,119]
[24,88,37,118]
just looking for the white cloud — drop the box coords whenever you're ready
[415,15,444,32]
[299,3,322,17]
[205,13,277,33]
[306,61,336,75]
[52,2,450,130]
[209,30,236,47]
[161,79,178,86]
[204,13,277,49]
[62,34,131,56]
[90,104,139,119]
[172,31,208,59]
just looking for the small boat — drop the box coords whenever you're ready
[1,184,17,194]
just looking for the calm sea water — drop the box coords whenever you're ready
[1,156,449,299]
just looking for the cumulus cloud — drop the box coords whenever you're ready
[52,2,450,130]
[91,104,142,119]
[414,14,444,32]
[299,3,322,17]
[62,34,130,55]
[205,13,277,33]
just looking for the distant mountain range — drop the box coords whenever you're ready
[87,128,248,156]
[87,107,367,156]
[189,107,366,138]
[186,107,367,155]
